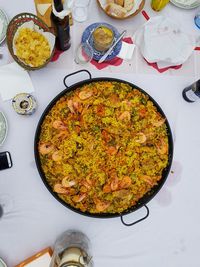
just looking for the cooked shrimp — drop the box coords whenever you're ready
[52,120,67,131]
[95,199,110,212]
[52,151,62,162]
[141,175,154,186]
[54,183,67,194]
[110,177,119,191]
[78,88,93,100]
[39,143,54,155]
[72,193,86,203]
[135,132,147,143]
[152,118,165,127]
[73,101,83,113]
[119,111,131,121]
[103,184,112,193]
[119,176,132,189]
[67,100,75,113]
[157,139,168,154]
[82,180,91,190]
[62,177,76,188]
[56,131,68,139]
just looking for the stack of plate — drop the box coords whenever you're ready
[0,9,8,44]
[170,0,200,9]
[0,111,8,146]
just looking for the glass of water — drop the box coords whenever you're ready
[72,0,91,22]
[74,42,93,65]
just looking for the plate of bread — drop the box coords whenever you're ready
[97,0,145,19]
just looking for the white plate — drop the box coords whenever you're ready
[0,258,7,267]
[0,111,8,146]
[170,0,200,9]
[0,9,8,44]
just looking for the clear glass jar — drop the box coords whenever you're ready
[50,230,93,267]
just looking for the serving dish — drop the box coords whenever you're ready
[96,0,145,20]
[170,0,200,9]
[0,9,8,44]
[0,111,8,147]
[6,13,55,70]
[34,70,173,226]
[81,23,122,62]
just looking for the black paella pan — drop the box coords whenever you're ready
[34,70,173,226]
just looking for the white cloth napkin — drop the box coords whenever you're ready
[134,16,196,68]
[0,62,34,101]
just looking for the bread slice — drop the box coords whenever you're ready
[106,3,127,18]
[124,0,134,11]
[114,0,124,6]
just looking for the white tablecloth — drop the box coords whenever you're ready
[0,1,200,267]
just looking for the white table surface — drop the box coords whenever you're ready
[0,1,200,267]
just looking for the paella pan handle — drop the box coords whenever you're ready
[120,205,149,227]
[63,70,92,88]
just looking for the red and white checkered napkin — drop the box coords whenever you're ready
[134,15,196,72]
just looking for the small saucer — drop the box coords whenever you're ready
[81,22,122,62]
[0,9,9,44]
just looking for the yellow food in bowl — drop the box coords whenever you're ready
[14,28,51,68]
[92,26,114,52]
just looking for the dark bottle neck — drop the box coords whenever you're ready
[54,0,63,12]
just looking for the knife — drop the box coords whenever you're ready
[98,30,127,64]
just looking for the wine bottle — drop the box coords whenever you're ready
[51,0,71,51]
[182,80,200,103]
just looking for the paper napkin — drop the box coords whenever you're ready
[118,40,135,60]
[0,62,34,101]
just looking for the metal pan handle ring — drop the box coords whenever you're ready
[120,205,149,227]
[63,70,92,88]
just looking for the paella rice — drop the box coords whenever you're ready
[38,81,169,214]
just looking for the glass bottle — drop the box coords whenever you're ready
[194,13,200,29]
[50,230,93,267]
[182,80,200,103]
[51,0,71,51]
[151,0,170,11]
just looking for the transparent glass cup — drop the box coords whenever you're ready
[74,42,93,65]
[72,0,91,22]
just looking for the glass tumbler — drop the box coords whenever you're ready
[50,230,93,267]
[74,42,93,65]
[72,0,90,22]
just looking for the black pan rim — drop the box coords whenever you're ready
[34,77,173,219]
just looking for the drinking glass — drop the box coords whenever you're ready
[74,42,93,65]
[72,0,91,22]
